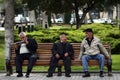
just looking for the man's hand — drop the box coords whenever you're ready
[78,57,80,60]
[23,37,29,45]
[107,56,111,60]
[64,52,69,57]
[55,54,60,59]
[25,39,29,45]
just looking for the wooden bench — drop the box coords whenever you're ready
[6,43,112,76]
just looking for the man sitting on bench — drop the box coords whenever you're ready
[46,34,74,77]
[14,32,38,78]
[78,28,111,77]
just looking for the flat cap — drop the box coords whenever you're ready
[83,28,93,33]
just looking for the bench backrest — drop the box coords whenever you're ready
[10,43,111,65]
[36,43,111,59]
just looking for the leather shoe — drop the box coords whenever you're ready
[99,71,104,77]
[17,73,23,77]
[65,74,71,77]
[25,74,29,78]
[82,71,90,77]
[83,74,90,77]
[46,74,53,77]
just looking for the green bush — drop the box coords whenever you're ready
[14,23,120,54]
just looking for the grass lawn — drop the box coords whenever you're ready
[0,47,5,70]
[0,31,5,70]
[111,54,120,71]
[25,54,120,72]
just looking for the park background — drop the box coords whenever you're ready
[0,0,120,73]
[0,23,120,72]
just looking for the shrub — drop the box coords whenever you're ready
[14,23,120,54]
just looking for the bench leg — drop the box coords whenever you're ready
[5,59,13,76]
[107,59,112,76]
[57,66,62,76]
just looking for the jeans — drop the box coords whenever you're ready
[82,54,105,71]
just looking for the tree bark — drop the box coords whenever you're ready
[79,0,95,29]
[79,9,88,26]
[117,4,120,29]
[4,0,14,75]
[74,1,80,29]
[42,11,49,29]
[88,11,94,23]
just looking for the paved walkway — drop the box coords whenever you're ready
[0,73,120,80]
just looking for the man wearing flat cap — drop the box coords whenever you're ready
[78,28,111,77]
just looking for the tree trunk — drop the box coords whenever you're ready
[51,14,56,23]
[79,1,95,28]
[4,0,14,75]
[117,4,120,29]
[88,11,94,23]
[48,12,52,27]
[42,11,49,29]
[74,1,80,29]
[79,10,88,27]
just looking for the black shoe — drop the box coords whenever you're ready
[99,71,104,77]
[82,71,90,77]
[83,74,90,77]
[25,74,29,78]
[65,74,71,77]
[17,73,23,77]
[46,74,53,77]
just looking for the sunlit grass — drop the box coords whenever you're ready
[0,31,5,70]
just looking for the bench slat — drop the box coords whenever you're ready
[10,43,111,67]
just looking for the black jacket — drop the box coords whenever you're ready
[52,42,74,59]
[15,38,38,55]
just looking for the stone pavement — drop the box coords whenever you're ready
[0,72,120,80]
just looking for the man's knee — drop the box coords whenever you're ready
[82,55,89,61]
[15,56,22,61]
[29,56,37,63]
[50,56,59,63]
[63,56,71,64]
[99,54,105,59]
[64,56,71,60]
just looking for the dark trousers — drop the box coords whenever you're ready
[15,54,37,75]
[48,56,71,75]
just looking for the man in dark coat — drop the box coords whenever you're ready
[46,34,74,77]
[14,32,38,78]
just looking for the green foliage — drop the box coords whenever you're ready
[14,23,120,54]
[0,0,4,3]
[34,24,43,31]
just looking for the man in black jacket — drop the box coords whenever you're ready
[46,34,74,77]
[14,32,38,78]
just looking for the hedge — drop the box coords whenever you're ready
[14,23,120,54]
